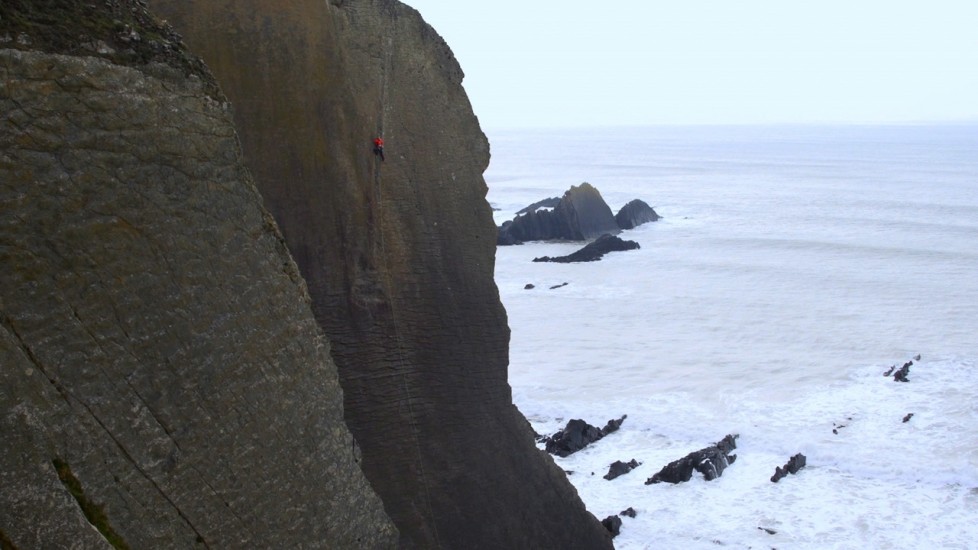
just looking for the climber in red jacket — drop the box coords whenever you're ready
[373,137,385,161]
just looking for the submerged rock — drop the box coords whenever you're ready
[645,434,739,484]
[533,234,640,263]
[543,415,628,457]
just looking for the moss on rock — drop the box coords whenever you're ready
[0,0,221,99]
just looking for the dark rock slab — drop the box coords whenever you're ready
[893,360,912,382]
[604,459,641,481]
[903,413,914,423]
[645,434,739,484]
[498,182,620,245]
[770,453,807,483]
[533,234,640,263]
[142,1,617,548]
[601,515,623,537]
[620,507,637,518]
[543,415,628,457]
[615,199,660,230]
[0,45,396,547]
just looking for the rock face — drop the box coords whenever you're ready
[498,182,620,245]
[533,234,640,263]
[615,199,660,229]
[150,1,612,548]
[1,39,395,550]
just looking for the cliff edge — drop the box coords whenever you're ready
[0,2,396,547]
[151,0,612,548]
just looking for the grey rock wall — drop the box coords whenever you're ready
[0,49,396,548]
[150,0,613,548]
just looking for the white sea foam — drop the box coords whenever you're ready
[488,124,978,549]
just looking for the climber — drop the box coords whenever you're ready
[373,136,385,161]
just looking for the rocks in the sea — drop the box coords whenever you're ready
[550,282,569,289]
[770,453,807,483]
[615,199,660,229]
[886,356,919,380]
[893,360,912,382]
[903,413,915,423]
[516,197,561,216]
[601,515,623,537]
[758,527,778,535]
[533,234,640,263]
[498,182,618,245]
[542,415,627,457]
[524,283,535,290]
[604,459,641,481]
[620,507,637,518]
[645,434,739,484]
[497,183,659,245]
[832,416,853,435]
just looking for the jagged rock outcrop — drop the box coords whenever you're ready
[516,196,561,216]
[542,416,627,457]
[604,459,641,481]
[150,1,612,548]
[498,182,621,245]
[533,233,640,263]
[1,5,396,545]
[770,453,807,483]
[645,434,739,484]
[615,199,660,229]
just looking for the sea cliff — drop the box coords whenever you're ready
[1,1,611,548]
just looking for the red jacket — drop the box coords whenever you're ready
[373,137,384,148]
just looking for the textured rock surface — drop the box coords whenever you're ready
[615,198,660,230]
[542,416,627,458]
[151,0,612,548]
[0,45,395,549]
[498,182,620,245]
[645,434,740,484]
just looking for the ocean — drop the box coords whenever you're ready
[485,124,978,549]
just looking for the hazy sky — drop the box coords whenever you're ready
[404,1,978,129]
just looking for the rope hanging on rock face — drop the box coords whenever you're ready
[373,15,443,548]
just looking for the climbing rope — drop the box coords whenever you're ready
[372,14,443,547]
